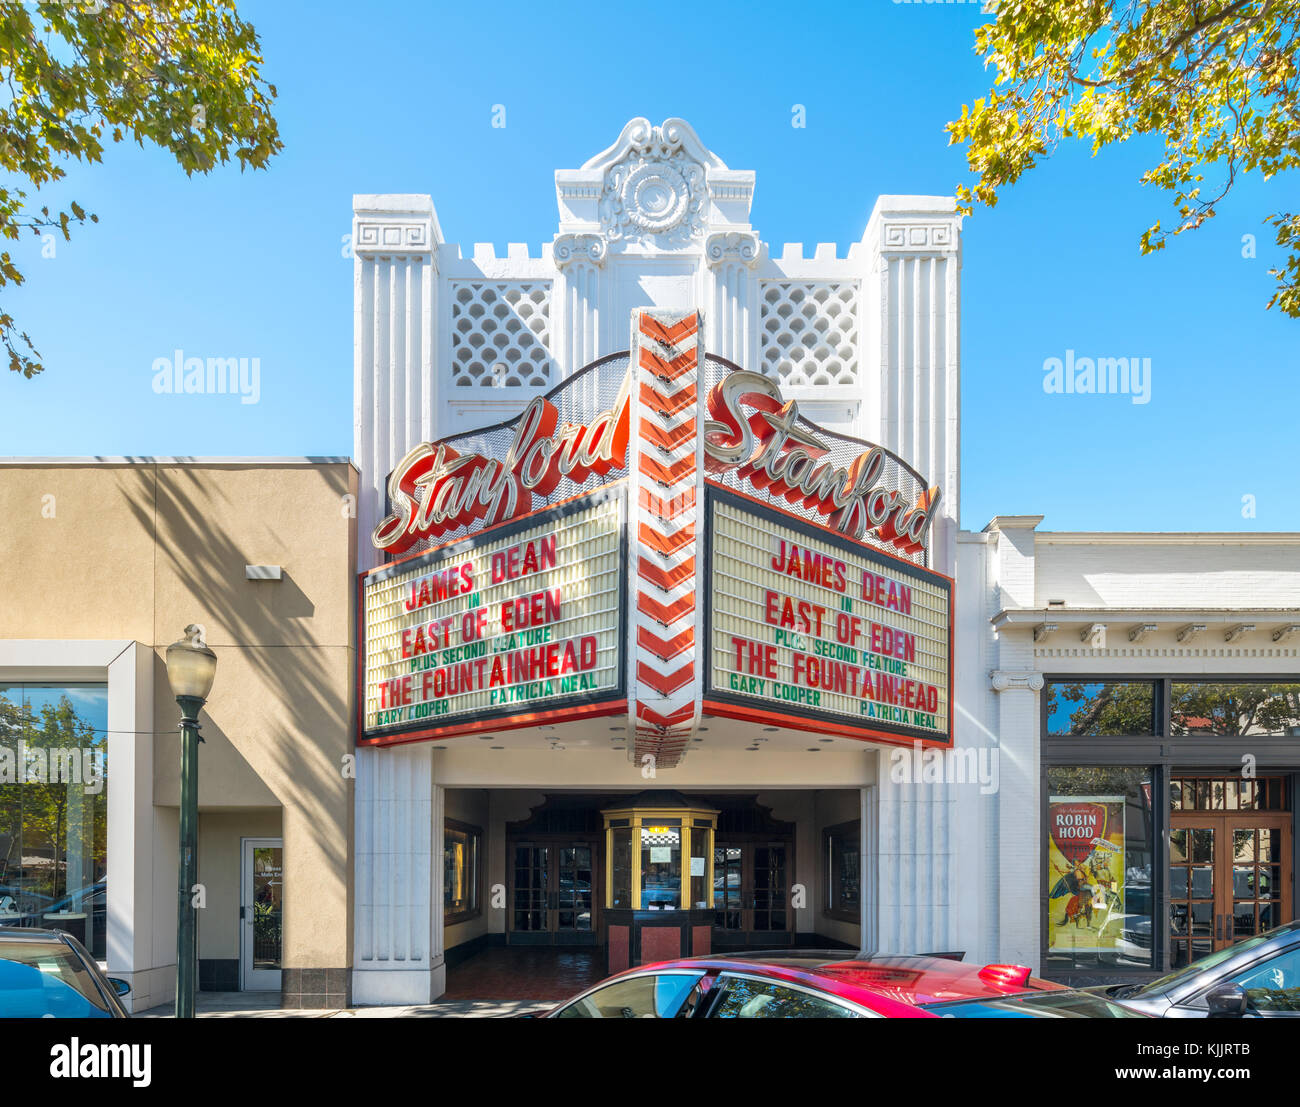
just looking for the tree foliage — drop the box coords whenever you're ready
[949,0,1300,315]
[0,1,281,377]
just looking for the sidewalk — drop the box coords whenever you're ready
[136,993,544,1018]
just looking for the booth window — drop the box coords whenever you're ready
[1047,681,1156,736]
[823,821,861,922]
[0,683,108,961]
[444,820,481,924]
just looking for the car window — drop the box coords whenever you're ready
[1231,946,1300,1013]
[0,941,114,1018]
[707,974,859,1018]
[554,973,703,1018]
[926,991,1145,1018]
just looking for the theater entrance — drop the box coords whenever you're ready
[508,839,600,946]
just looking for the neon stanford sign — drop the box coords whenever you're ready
[372,365,940,557]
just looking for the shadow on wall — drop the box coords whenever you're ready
[123,462,354,947]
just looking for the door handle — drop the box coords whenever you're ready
[1215,914,1223,941]
[1226,914,1234,942]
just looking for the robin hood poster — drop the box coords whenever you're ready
[1047,796,1125,955]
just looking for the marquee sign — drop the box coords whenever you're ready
[359,324,950,758]
[704,487,952,745]
[359,491,626,743]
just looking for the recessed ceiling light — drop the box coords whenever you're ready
[697,727,709,732]
[763,727,778,732]
[491,745,505,750]
[478,735,494,740]
[819,738,833,743]
[806,748,821,752]
[746,746,759,751]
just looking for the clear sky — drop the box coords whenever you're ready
[1,0,1295,533]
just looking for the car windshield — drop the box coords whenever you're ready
[0,939,114,1017]
[925,991,1146,1018]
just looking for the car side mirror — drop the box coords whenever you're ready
[107,977,131,997]
[1204,982,1247,1018]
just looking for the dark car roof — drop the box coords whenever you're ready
[647,949,1059,1010]
[0,926,76,942]
[1152,918,1300,1001]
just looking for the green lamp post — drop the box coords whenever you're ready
[165,625,218,1019]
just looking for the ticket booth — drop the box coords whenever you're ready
[601,792,719,974]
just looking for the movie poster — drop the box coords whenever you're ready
[1047,796,1126,954]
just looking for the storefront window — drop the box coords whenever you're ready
[641,822,681,909]
[0,683,108,960]
[824,821,861,922]
[443,820,480,923]
[1170,682,1300,737]
[1046,681,1156,736]
[1045,766,1155,973]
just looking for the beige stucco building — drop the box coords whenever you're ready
[0,458,357,1011]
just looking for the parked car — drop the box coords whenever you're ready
[0,926,130,1018]
[536,951,1148,1018]
[1096,918,1300,1017]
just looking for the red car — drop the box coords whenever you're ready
[539,951,1147,1018]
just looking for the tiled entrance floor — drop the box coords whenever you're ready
[443,946,606,1002]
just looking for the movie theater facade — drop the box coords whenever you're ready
[348,119,1300,1004]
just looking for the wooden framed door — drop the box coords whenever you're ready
[508,838,598,946]
[712,839,793,948]
[1169,813,1292,968]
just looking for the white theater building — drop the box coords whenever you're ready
[347,118,1300,1006]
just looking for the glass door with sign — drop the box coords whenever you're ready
[1169,776,1293,969]
[509,840,597,946]
[240,837,283,991]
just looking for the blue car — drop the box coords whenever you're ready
[0,926,130,1018]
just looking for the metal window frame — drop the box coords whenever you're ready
[1039,674,1300,982]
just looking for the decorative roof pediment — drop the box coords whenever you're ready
[555,117,754,256]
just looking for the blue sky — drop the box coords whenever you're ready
[1,0,1295,533]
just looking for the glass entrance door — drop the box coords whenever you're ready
[1170,814,1291,968]
[509,840,597,946]
[713,840,792,947]
[240,837,283,991]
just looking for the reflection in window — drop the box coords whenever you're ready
[640,823,681,910]
[0,684,108,960]
[1170,682,1300,737]
[823,822,860,922]
[1233,948,1300,1012]
[1045,766,1155,974]
[555,973,703,1018]
[1046,682,1156,736]
[443,821,480,923]
[710,976,857,1018]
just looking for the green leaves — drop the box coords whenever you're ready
[2,1,282,376]
[950,0,1300,316]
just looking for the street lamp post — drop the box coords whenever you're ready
[164,625,218,1020]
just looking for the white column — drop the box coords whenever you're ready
[101,642,169,1012]
[863,198,962,579]
[353,196,440,572]
[875,746,954,957]
[705,232,761,368]
[352,743,444,1005]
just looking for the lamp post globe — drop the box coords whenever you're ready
[165,624,216,1019]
